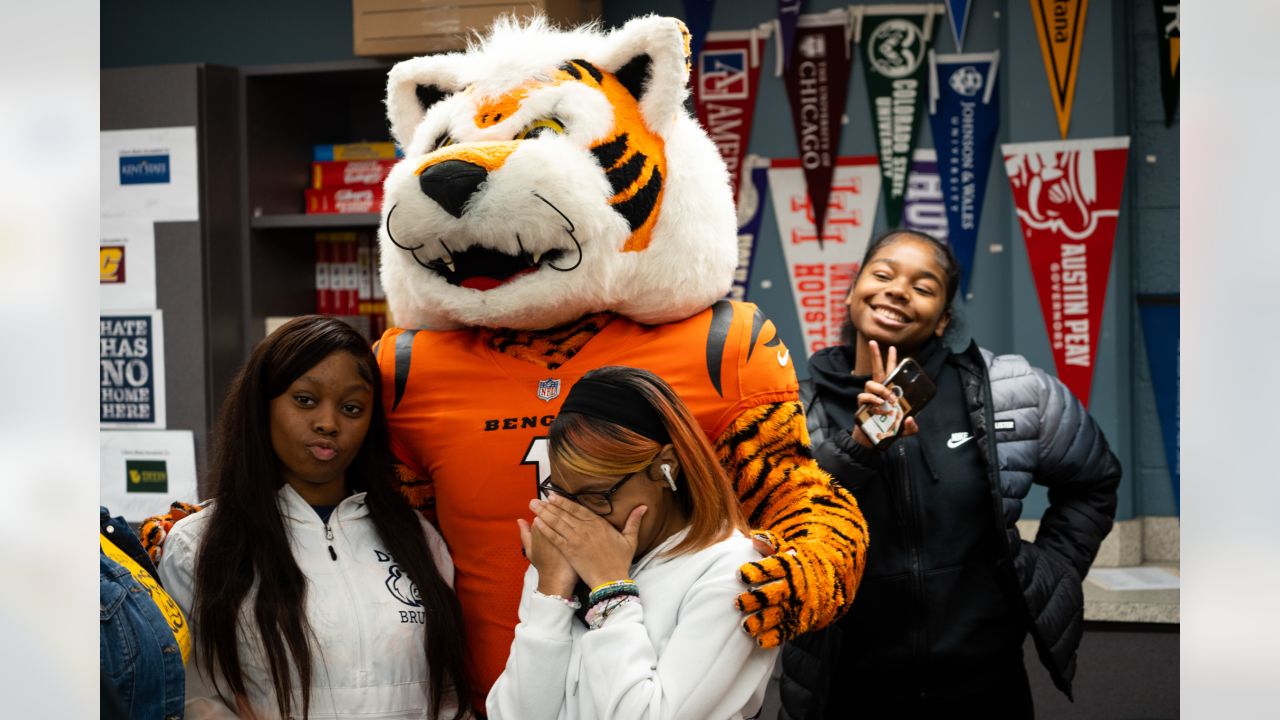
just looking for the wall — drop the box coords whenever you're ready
[100,0,1180,519]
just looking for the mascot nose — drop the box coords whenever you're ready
[419,160,488,218]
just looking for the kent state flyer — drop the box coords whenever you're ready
[100,430,198,522]
[101,126,200,222]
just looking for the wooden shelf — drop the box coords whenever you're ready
[251,213,380,229]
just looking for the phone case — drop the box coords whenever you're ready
[855,358,937,447]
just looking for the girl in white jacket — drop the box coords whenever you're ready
[157,316,471,719]
[487,366,778,720]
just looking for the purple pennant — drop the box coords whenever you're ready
[777,0,804,73]
[682,0,717,67]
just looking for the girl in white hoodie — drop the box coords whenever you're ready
[487,366,779,720]
[158,315,471,719]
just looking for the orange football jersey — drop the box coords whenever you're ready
[374,300,797,699]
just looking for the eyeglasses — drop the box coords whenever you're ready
[539,470,641,516]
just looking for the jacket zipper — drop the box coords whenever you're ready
[893,442,927,677]
[324,522,337,561]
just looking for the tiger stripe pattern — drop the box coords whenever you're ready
[717,401,868,645]
[482,313,612,370]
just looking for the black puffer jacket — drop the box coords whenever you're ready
[780,341,1121,717]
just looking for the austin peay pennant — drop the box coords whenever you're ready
[1156,1,1179,126]
[769,155,881,358]
[694,28,767,205]
[1003,137,1129,408]
[854,3,944,228]
[783,9,855,241]
[928,50,1000,296]
[1029,0,1089,138]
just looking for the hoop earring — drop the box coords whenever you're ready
[660,464,677,492]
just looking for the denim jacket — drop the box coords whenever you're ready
[101,530,186,719]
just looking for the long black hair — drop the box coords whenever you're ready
[839,229,963,347]
[192,315,470,719]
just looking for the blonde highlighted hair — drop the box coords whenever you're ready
[549,366,747,557]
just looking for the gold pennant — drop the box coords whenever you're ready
[1029,0,1089,138]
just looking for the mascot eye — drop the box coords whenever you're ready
[433,134,456,151]
[515,118,566,140]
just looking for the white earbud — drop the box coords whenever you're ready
[661,464,677,492]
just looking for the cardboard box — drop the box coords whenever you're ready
[354,0,603,58]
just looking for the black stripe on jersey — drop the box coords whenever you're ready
[606,151,647,196]
[393,329,419,412]
[590,134,629,171]
[612,165,662,231]
[705,300,734,397]
[746,305,781,362]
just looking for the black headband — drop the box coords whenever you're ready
[559,375,670,444]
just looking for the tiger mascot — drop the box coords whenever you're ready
[145,14,868,710]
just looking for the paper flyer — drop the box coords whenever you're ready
[101,126,200,222]
[100,430,198,522]
[100,217,157,311]
[101,310,167,429]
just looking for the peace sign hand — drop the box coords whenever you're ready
[852,340,919,448]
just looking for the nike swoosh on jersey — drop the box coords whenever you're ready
[777,349,790,367]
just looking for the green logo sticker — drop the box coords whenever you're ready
[126,459,168,493]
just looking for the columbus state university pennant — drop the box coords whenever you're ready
[1029,0,1089,138]
[1003,137,1129,407]
[853,3,944,228]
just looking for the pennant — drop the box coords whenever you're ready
[1137,294,1179,513]
[944,0,972,51]
[854,3,943,228]
[783,10,855,240]
[1156,2,1179,126]
[1003,136,1129,407]
[729,155,771,302]
[694,29,767,205]
[901,148,948,244]
[776,0,804,74]
[768,155,881,357]
[682,0,717,68]
[1029,0,1089,138]
[928,50,1000,296]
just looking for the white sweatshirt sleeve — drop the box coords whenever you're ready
[156,518,242,718]
[577,549,779,720]
[485,566,575,720]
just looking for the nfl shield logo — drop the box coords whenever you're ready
[537,378,561,402]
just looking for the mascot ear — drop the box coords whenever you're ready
[385,55,466,150]
[591,16,692,137]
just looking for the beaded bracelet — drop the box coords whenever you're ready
[589,579,635,595]
[588,580,639,607]
[585,595,637,630]
[533,589,583,610]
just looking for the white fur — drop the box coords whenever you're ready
[379,15,736,330]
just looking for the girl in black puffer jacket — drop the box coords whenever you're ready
[780,230,1120,719]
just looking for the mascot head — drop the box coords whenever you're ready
[381,15,738,330]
